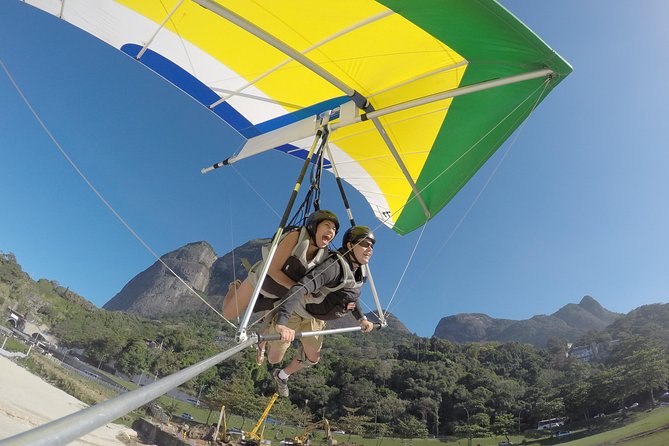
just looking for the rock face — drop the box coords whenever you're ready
[433,296,622,346]
[207,239,268,296]
[102,239,410,332]
[104,241,265,317]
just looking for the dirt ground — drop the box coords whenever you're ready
[0,354,143,445]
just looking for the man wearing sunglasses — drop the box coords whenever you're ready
[266,226,376,397]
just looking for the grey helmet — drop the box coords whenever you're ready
[342,226,375,248]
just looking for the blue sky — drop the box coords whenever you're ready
[1,1,668,337]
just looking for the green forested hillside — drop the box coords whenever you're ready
[2,250,668,440]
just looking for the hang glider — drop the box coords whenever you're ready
[24,0,571,235]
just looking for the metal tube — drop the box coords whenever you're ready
[258,325,368,342]
[203,68,554,173]
[193,0,356,97]
[371,117,430,219]
[0,338,255,446]
[330,68,554,130]
[236,130,326,342]
[324,145,387,327]
[136,0,185,60]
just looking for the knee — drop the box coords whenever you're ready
[305,351,320,364]
[267,345,287,364]
[298,345,320,367]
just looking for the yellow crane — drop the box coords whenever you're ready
[245,393,280,445]
[281,419,336,446]
[213,394,278,445]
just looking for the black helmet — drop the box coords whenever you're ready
[306,210,340,239]
[342,226,375,248]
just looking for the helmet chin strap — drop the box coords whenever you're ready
[346,243,362,268]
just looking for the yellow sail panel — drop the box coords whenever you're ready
[116,0,465,118]
[330,96,453,224]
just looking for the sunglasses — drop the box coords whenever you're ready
[355,240,374,249]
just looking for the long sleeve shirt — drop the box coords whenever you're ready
[274,254,364,325]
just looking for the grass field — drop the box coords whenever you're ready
[10,347,669,446]
[559,407,669,446]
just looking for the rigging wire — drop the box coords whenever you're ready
[383,222,428,319]
[233,77,555,329]
[381,79,552,317]
[227,192,241,326]
[1,58,237,329]
[230,164,281,219]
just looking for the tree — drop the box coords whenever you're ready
[116,339,150,377]
[589,367,628,414]
[393,415,429,439]
[607,337,669,406]
[491,413,516,440]
[454,422,488,446]
[338,406,370,441]
[87,336,124,368]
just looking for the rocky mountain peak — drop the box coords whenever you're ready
[103,240,264,317]
[433,296,623,346]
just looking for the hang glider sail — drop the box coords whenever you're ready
[25,0,571,235]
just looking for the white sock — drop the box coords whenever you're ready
[278,370,290,380]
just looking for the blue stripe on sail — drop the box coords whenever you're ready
[121,44,345,166]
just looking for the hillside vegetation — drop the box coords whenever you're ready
[2,250,669,442]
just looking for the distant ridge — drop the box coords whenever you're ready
[103,239,622,343]
[433,295,622,346]
[101,240,413,337]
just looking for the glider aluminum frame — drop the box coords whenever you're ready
[235,124,327,342]
[0,338,255,446]
[0,325,369,446]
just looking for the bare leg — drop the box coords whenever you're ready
[221,279,254,319]
[267,341,289,365]
[282,343,320,375]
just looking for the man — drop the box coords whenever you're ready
[266,226,376,397]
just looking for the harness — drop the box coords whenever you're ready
[311,251,360,297]
[252,227,328,299]
[295,251,366,320]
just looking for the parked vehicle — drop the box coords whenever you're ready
[180,412,194,420]
[555,431,571,438]
[498,441,514,446]
[537,418,565,430]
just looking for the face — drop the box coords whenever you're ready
[349,238,374,265]
[314,220,337,248]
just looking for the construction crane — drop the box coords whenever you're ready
[211,394,278,445]
[280,419,336,446]
[245,393,280,445]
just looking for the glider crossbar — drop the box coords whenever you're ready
[202,68,555,173]
[136,0,186,60]
[366,60,469,99]
[0,338,255,446]
[370,117,430,219]
[208,9,393,109]
[193,0,364,106]
[331,68,555,130]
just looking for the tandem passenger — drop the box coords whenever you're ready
[267,226,376,397]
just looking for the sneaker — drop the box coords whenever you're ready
[272,369,289,398]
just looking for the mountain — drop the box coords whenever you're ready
[100,240,414,339]
[605,302,669,345]
[103,240,265,317]
[433,295,622,346]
